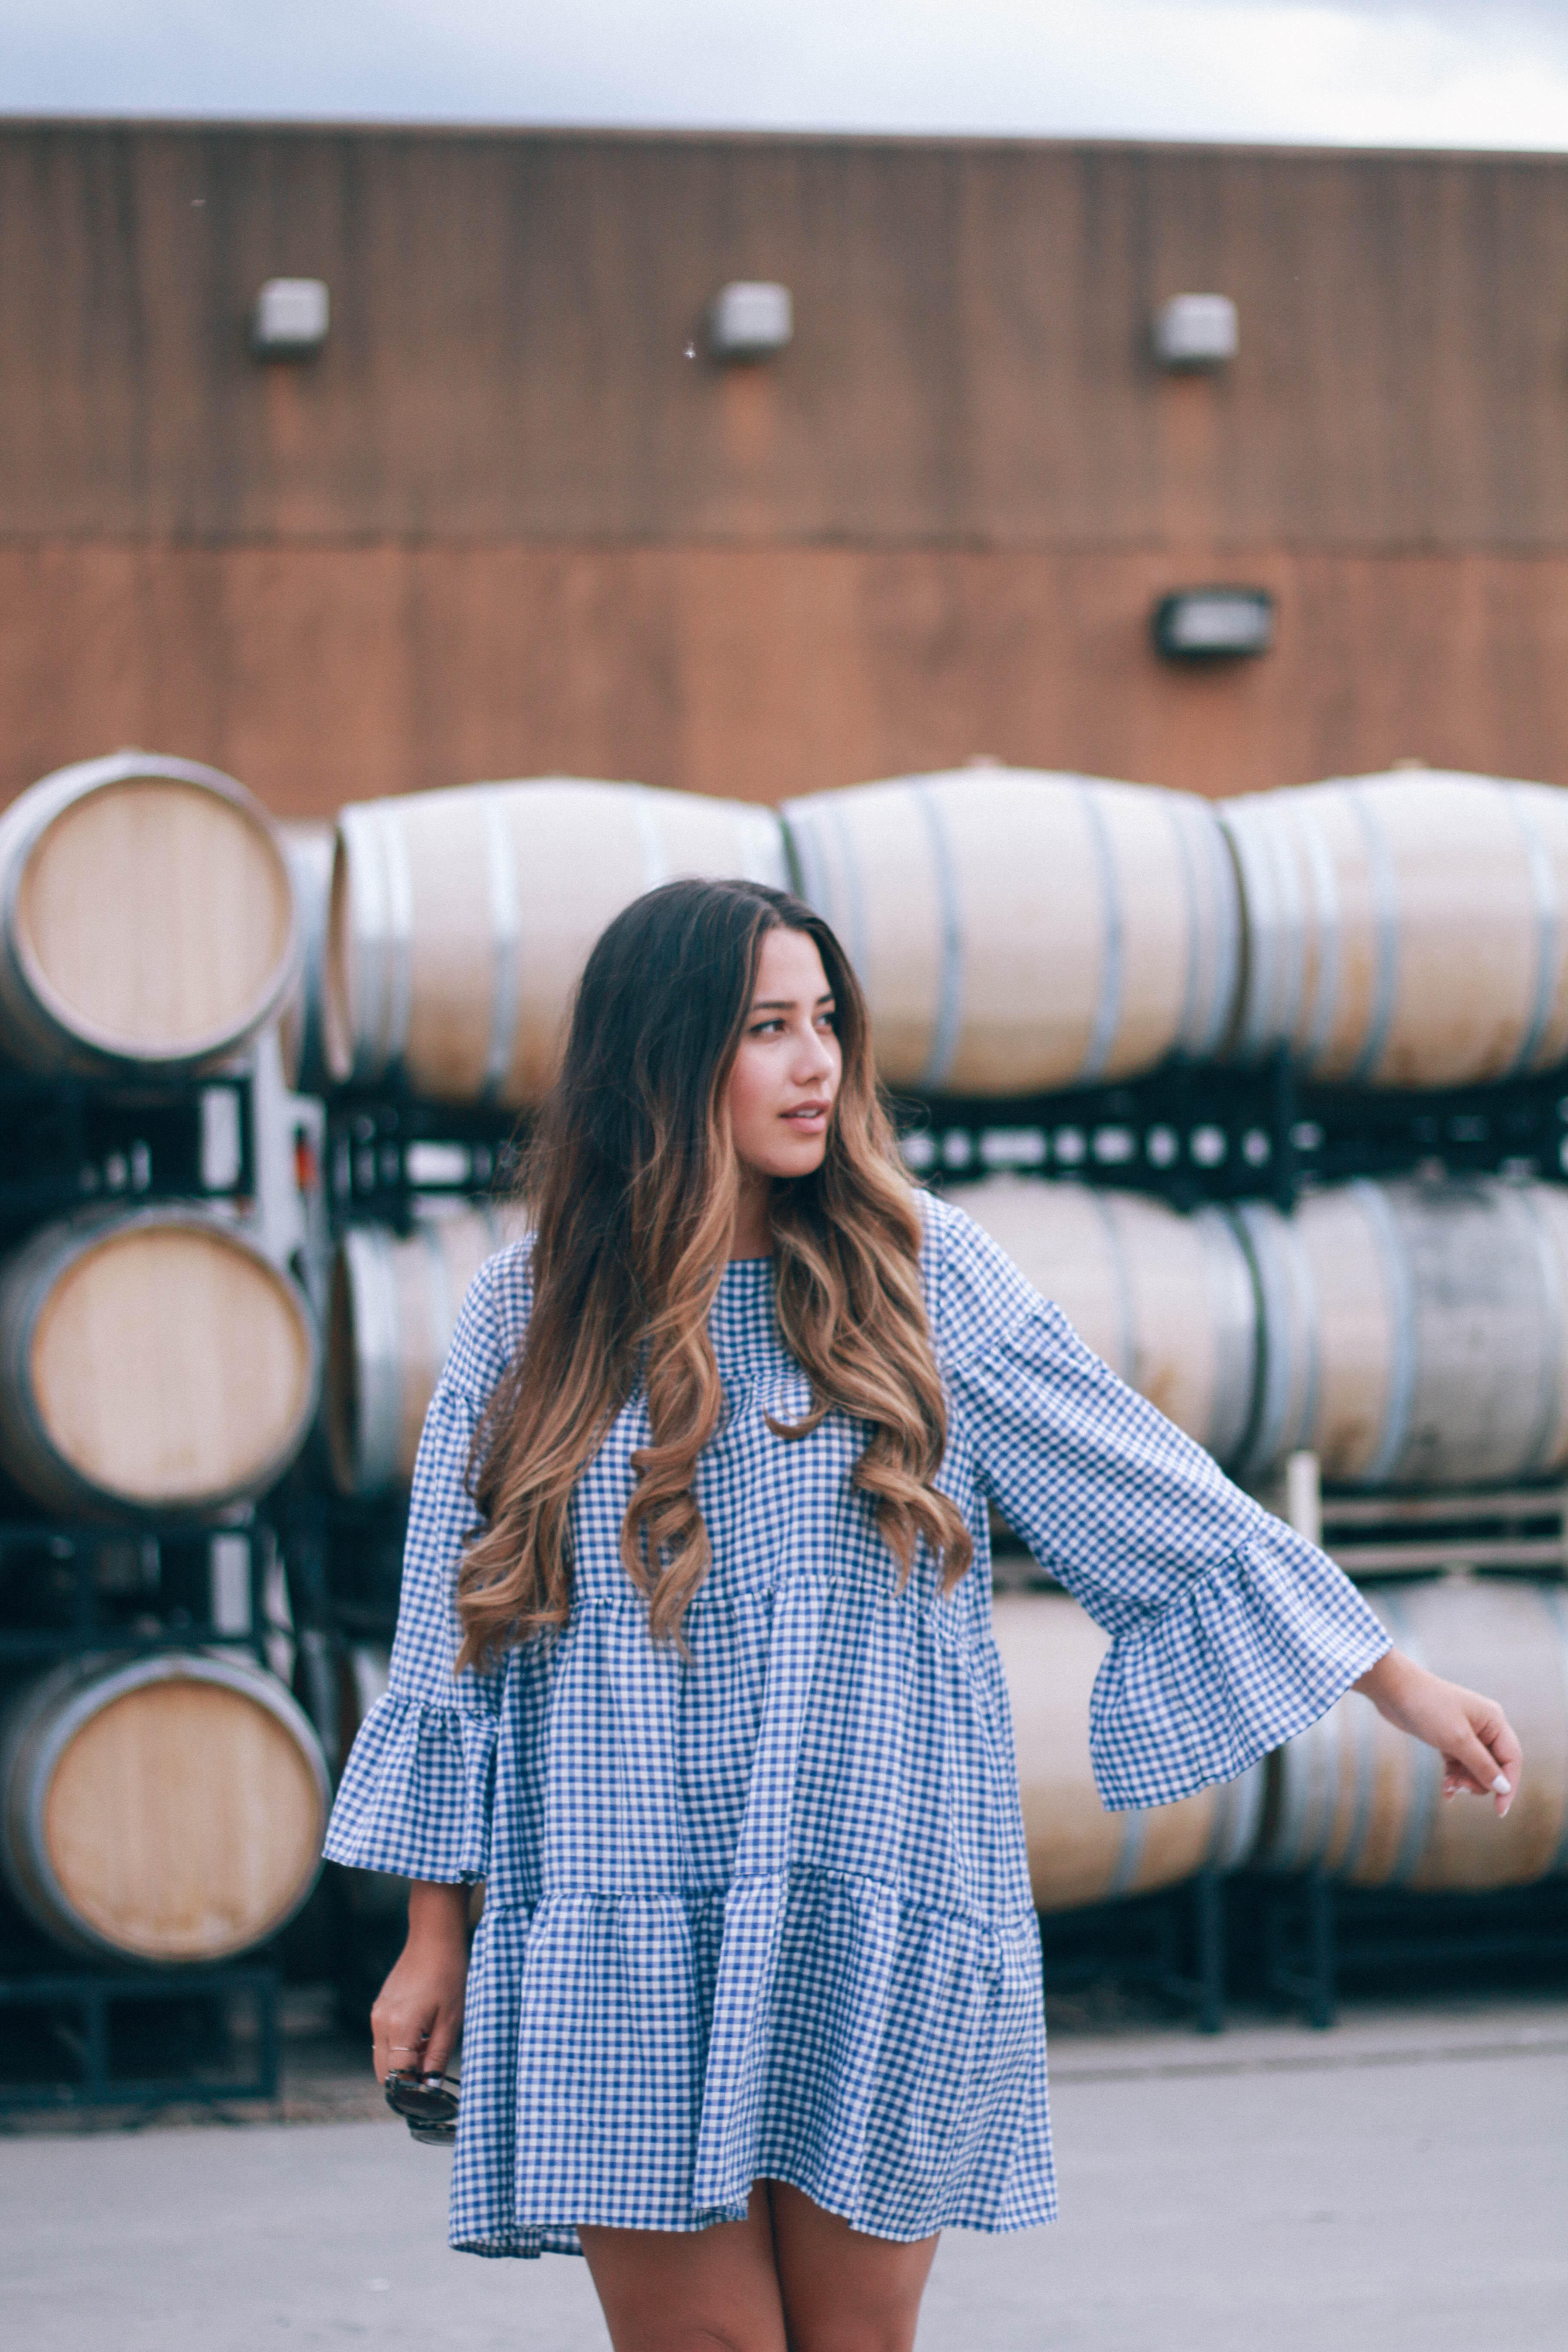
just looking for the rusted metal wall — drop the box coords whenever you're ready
[3,122,1567,808]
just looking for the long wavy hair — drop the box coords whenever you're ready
[455,877,972,1668]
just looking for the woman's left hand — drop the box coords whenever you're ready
[1353,1648,1522,1816]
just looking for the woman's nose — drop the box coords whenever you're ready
[791,1025,836,1081]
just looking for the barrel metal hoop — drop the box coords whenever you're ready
[1166,794,1204,1057]
[1105,1805,1148,1899]
[337,805,391,1082]
[346,1226,405,1495]
[480,794,522,1100]
[1501,1181,1564,1479]
[1072,779,1122,1084]
[1336,1641,1384,1881]
[779,805,824,913]
[1217,800,1287,1060]
[1270,1709,1328,1872]
[1185,799,1243,1060]
[1543,1587,1568,1878]
[1296,799,1342,1072]
[1350,1180,1416,1488]
[1344,785,1400,1084]
[1376,1592,1444,1889]
[1229,1202,1317,1479]
[913,784,965,1094]
[1207,1755,1266,1872]
[828,798,872,985]
[1501,783,1559,1078]
[1086,1188,1138,1390]
[1194,1204,1259,1470]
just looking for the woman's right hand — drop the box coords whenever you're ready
[370,1880,472,2084]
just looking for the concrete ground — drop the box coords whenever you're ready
[3,1993,1565,2351]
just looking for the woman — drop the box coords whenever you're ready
[326,878,1521,2352]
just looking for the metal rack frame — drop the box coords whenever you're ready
[0,1067,256,1240]
[0,1515,273,1669]
[1038,1871,1228,2035]
[1258,1871,1568,2031]
[0,1965,280,2108]
[320,1054,1568,1231]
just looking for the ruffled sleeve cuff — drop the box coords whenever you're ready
[322,1691,498,1881]
[1088,1530,1391,1813]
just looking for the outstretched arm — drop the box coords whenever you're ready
[1354,1650,1521,1816]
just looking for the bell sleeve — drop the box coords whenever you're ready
[322,1247,523,1882]
[933,1196,1390,1812]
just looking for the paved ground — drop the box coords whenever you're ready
[3,1994,1565,2350]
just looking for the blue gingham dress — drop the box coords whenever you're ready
[325,1191,1387,2258]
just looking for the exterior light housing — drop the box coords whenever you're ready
[1153,587,1274,662]
[707,281,793,361]
[1152,293,1238,370]
[251,278,330,358]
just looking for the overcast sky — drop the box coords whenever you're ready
[3,0,1567,150]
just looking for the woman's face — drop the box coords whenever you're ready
[725,926,843,1184]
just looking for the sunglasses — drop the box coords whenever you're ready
[383,2069,460,2146]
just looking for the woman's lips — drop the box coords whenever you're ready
[784,1102,830,1123]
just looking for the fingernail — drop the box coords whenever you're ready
[1492,1774,1512,1795]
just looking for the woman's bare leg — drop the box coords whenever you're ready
[767,2180,939,2352]
[579,2185,789,2352]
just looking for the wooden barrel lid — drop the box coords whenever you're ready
[12,772,294,1061]
[36,1658,327,1962]
[28,1218,318,1508]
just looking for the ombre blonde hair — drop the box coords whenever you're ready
[455,879,971,1668]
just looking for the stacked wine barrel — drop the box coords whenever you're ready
[0,752,329,1980]
[292,759,1568,1932]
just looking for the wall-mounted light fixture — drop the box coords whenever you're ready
[251,278,330,358]
[1153,587,1274,661]
[1152,293,1238,371]
[707,281,793,362]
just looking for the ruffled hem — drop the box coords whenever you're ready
[322,1690,497,1880]
[447,1871,1055,2259]
[1089,1534,1391,1813]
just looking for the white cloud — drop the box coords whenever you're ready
[1,0,1566,150]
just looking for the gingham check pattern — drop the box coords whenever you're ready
[326,1192,1388,2258]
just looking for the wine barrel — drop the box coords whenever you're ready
[0,750,298,1079]
[0,1650,330,1962]
[325,777,788,1104]
[1261,1579,1568,1891]
[327,1204,524,1495]
[279,821,333,1095]
[0,1207,319,1516]
[956,1177,1256,1468]
[1220,769,1568,1088]
[781,768,1240,1096]
[1234,1177,1568,1486]
[993,1591,1265,1912]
